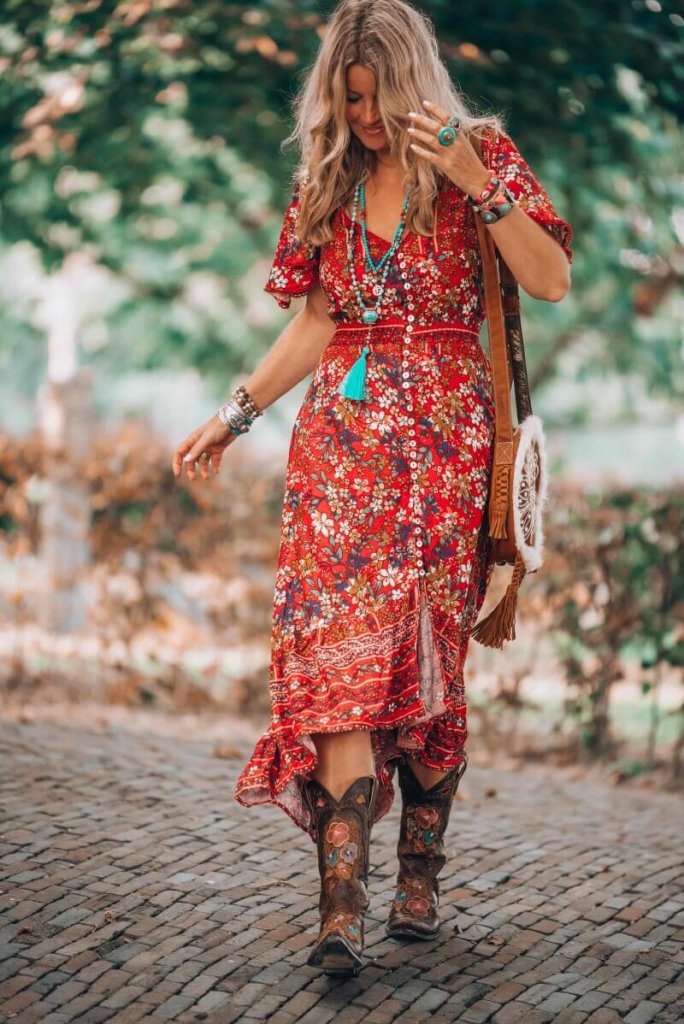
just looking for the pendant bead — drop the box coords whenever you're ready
[344,178,414,401]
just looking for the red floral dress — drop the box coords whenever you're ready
[234,126,573,838]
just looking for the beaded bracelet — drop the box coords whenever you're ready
[214,383,263,439]
[216,400,253,436]
[473,175,502,205]
[468,176,516,224]
[232,384,263,419]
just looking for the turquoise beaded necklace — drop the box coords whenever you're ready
[338,178,414,402]
[359,181,409,275]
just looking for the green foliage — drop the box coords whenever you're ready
[0,0,682,402]
[548,486,684,758]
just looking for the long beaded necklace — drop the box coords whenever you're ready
[338,178,414,402]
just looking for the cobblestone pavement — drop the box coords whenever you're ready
[1,720,682,1024]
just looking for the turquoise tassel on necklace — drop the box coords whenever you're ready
[338,179,413,402]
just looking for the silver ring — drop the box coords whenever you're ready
[200,451,211,461]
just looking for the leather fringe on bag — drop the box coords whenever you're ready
[470,548,526,648]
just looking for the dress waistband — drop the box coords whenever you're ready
[329,319,481,346]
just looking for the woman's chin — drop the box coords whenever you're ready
[363,138,391,154]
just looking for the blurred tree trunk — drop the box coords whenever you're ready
[37,271,94,632]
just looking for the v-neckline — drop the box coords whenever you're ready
[340,206,406,248]
[340,182,450,248]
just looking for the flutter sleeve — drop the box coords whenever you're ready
[263,184,321,309]
[480,127,574,264]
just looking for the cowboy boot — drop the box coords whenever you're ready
[385,754,467,940]
[303,773,379,976]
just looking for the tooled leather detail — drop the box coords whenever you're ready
[304,775,378,963]
[387,756,465,935]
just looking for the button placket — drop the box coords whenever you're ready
[399,266,427,580]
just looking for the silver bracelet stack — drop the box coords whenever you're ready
[216,384,264,437]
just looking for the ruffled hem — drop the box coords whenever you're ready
[233,704,469,842]
[263,283,315,310]
[233,564,488,840]
[539,220,574,265]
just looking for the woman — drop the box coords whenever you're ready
[173,0,572,977]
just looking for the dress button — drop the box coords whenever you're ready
[406,325,413,333]
[410,461,417,468]
[402,381,410,389]
[407,315,415,323]
[402,371,410,379]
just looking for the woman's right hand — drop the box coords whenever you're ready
[172,416,238,481]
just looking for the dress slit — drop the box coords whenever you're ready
[416,576,449,718]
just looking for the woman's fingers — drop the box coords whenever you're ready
[421,99,450,124]
[172,430,201,477]
[198,452,212,481]
[173,419,234,482]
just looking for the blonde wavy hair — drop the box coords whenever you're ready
[282,0,506,245]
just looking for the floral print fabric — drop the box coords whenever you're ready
[234,126,573,838]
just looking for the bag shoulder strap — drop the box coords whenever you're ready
[470,130,534,422]
[469,131,514,456]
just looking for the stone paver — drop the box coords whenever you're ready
[0,720,683,1024]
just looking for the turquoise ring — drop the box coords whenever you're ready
[437,116,462,146]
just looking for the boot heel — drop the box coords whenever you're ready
[308,930,362,975]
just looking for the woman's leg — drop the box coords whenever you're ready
[311,730,375,800]
[405,758,452,791]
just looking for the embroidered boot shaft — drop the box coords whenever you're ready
[385,755,467,940]
[303,774,379,976]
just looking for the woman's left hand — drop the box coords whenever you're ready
[172,416,235,481]
[407,100,490,199]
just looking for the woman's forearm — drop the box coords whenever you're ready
[241,305,336,412]
[484,203,571,302]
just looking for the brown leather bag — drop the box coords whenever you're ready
[468,131,550,649]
